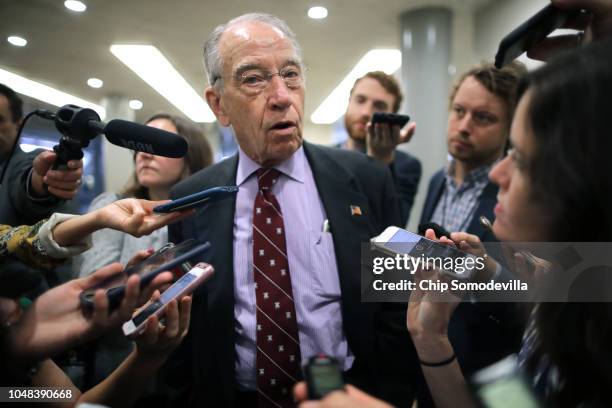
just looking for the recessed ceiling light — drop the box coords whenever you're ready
[110,44,215,123]
[311,49,402,124]
[0,67,106,119]
[129,99,143,110]
[308,6,328,19]
[7,36,27,47]
[87,77,103,88]
[64,0,87,12]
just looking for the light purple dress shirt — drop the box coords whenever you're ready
[233,146,354,390]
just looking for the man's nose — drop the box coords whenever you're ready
[457,114,473,135]
[267,76,292,110]
[359,102,374,120]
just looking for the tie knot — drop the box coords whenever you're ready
[256,168,280,191]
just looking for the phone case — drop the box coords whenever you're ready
[371,112,410,127]
[79,240,211,310]
[122,263,214,336]
[495,4,579,68]
[153,186,238,213]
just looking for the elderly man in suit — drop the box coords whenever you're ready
[163,12,418,408]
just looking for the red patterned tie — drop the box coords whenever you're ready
[253,168,302,407]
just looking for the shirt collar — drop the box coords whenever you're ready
[235,145,306,186]
[445,159,497,187]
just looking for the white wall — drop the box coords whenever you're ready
[474,0,548,67]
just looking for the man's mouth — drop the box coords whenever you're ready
[269,121,297,131]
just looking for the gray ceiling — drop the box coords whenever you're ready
[0,0,494,126]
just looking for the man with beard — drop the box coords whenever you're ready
[341,72,421,224]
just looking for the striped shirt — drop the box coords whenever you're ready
[431,160,495,233]
[233,146,353,390]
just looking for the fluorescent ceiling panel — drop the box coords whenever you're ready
[110,44,215,123]
[0,67,106,119]
[311,49,401,125]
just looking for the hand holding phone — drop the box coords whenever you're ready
[372,226,479,280]
[303,355,345,399]
[367,113,414,163]
[153,186,238,213]
[123,262,214,337]
[495,4,583,67]
[79,240,211,311]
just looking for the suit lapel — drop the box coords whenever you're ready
[193,154,238,315]
[189,154,239,400]
[303,143,375,355]
[466,181,499,241]
[421,171,446,224]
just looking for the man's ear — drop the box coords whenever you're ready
[205,86,230,127]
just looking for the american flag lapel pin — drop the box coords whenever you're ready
[350,205,362,216]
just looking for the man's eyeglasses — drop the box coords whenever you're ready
[237,66,305,93]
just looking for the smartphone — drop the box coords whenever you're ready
[122,262,214,337]
[79,239,211,311]
[495,4,582,68]
[371,112,410,127]
[303,355,345,399]
[371,226,477,280]
[153,186,238,213]
[471,355,541,408]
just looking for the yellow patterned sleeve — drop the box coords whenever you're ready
[0,220,64,270]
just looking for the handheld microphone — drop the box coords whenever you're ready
[50,104,188,169]
[103,119,187,158]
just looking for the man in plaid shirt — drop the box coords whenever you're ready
[417,61,527,406]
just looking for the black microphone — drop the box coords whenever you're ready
[51,105,188,170]
[102,119,188,158]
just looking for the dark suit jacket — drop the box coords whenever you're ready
[418,169,523,402]
[334,143,421,226]
[0,148,74,226]
[162,142,418,407]
[390,150,421,226]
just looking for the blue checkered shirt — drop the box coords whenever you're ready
[430,161,495,233]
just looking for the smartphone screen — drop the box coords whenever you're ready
[130,275,197,328]
[378,228,477,279]
[79,240,210,310]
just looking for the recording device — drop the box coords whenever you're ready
[371,112,411,127]
[79,239,211,310]
[470,355,541,408]
[371,226,478,280]
[303,355,345,399]
[122,262,214,337]
[22,104,188,172]
[495,4,582,68]
[153,186,239,213]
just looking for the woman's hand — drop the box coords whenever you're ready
[407,229,462,361]
[9,263,173,362]
[97,198,194,237]
[131,291,192,366]
[448,231,499,281]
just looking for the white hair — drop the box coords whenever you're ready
[203,13,303,88]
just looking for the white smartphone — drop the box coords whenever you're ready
[371,226,478,280]
[122,262,214,337]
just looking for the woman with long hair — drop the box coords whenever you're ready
[295,36,612,408]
